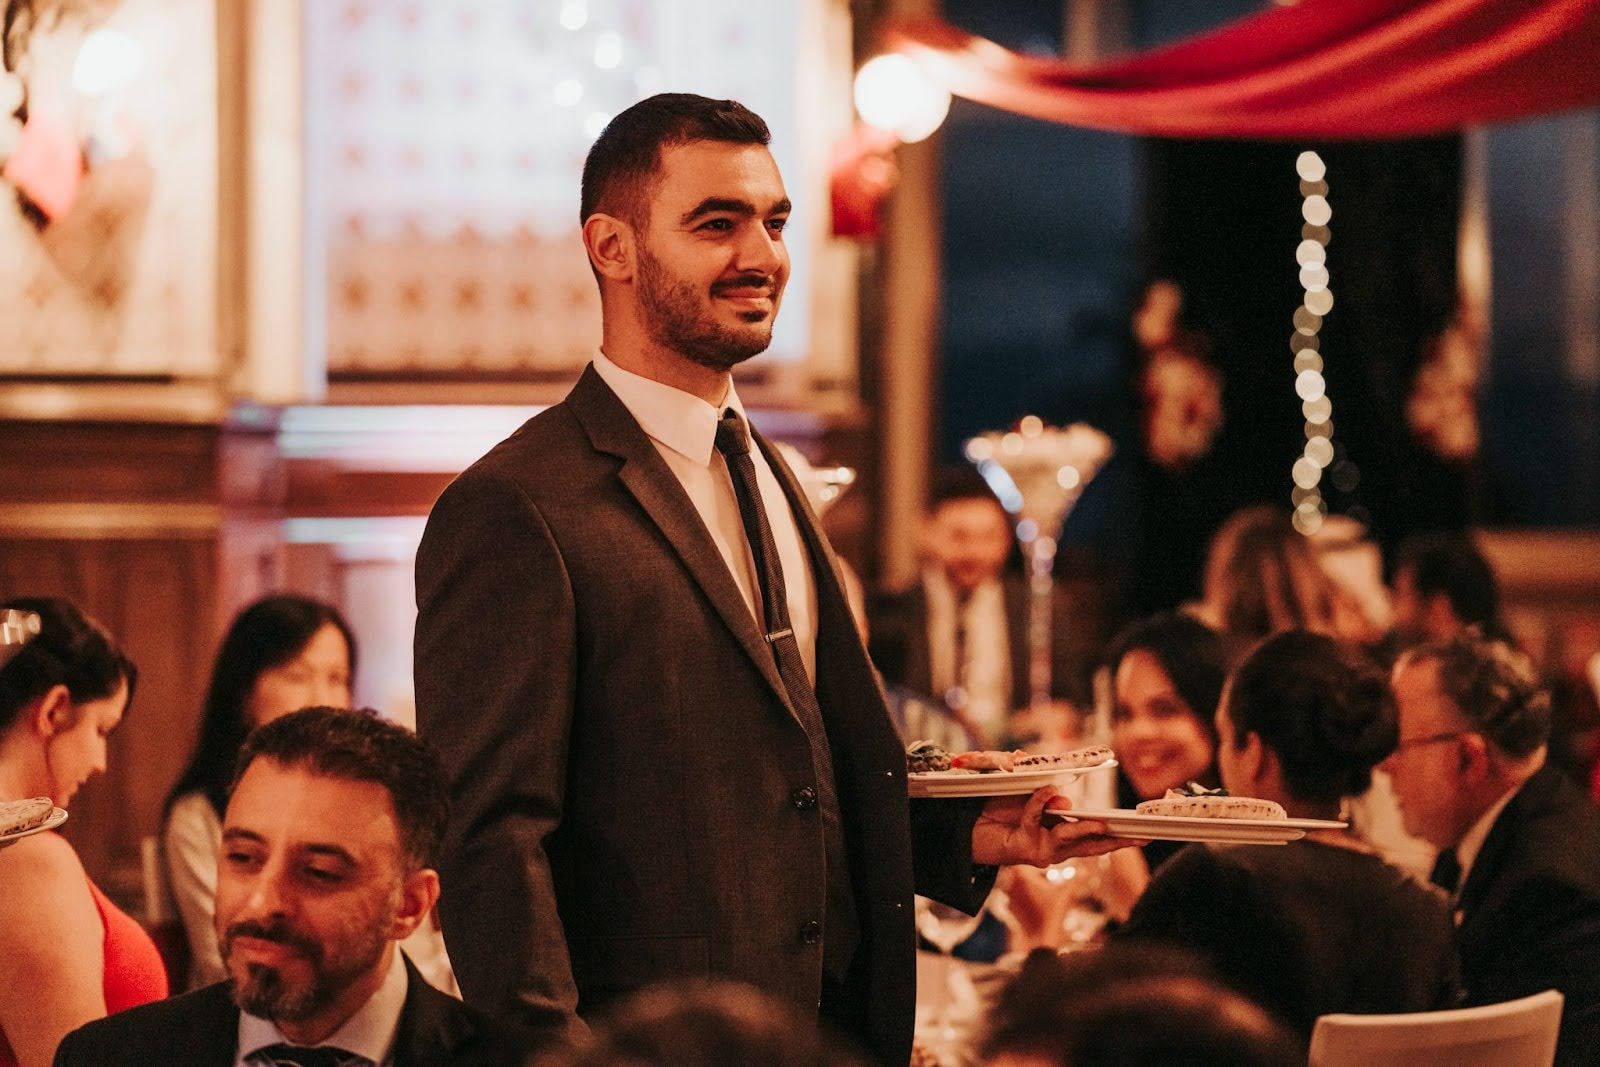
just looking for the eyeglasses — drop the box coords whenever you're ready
[1393,730,1469,752]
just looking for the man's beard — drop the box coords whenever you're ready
[636,242,778,372]
[223,915,388,1023]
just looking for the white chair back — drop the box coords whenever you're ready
[1308,990,1564,1067]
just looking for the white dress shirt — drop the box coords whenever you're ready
[922,570,1011,744]
[236,947,408,1067]
[592,351,818,681]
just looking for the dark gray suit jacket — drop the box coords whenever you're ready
[414,366,986,1064]
[1456,765,1600,1065]
[52,959,533,1066]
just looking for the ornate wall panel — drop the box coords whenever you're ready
[0,0,217,378]
[306,0,819,380]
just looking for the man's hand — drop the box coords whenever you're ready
[971,787,1136,867]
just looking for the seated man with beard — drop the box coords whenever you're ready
[55,707,532,1067]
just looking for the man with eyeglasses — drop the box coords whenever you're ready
[1384,632,1600,1064]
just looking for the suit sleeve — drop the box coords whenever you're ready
[414,470,585,1043]
[910,798,997,913]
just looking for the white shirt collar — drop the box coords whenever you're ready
[591,350,748,467]
[238,948,409,1066]
[1454,774,1531,892]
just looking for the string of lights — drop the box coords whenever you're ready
[1290,150,1336,536]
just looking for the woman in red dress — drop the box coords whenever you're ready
[0,598,167,1067]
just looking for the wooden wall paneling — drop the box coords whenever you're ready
[0,536,216,908]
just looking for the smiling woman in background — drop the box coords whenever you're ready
[160,594,355,990]
[1108,612,1229,876]
[0,597,164,1067]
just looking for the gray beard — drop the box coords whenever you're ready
[232,962,326,1023]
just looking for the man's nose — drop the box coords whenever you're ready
[241,867,291,918]
[735,224,783,276]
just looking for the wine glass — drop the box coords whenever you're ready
[914,896,989,1054]
[1046,854,1112,948]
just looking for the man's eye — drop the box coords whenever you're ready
[768,217,788,233]
[700,218,733,231]
[304,866,342,884]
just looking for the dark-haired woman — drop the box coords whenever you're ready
[0,598,165,1067]
[1117,630,1459,1039]
[161,595,355,989]
[1108,612,1228,876]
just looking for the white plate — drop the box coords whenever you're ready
[0,807,67,850]
[908,758,1117,798]
[1046,806,1346,844]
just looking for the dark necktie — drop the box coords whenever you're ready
[255,1044,365,1067]
[714,408,859,978]
[1429,847,1462,895]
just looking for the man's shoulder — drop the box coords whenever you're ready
[400,973,539,1065]
[1495,768,1600,873]
[55,983,236,1063]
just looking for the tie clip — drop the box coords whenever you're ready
[764,628,793,644]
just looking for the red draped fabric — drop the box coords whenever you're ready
[886,0,1600,140]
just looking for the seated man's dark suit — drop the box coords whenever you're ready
[52,959,532,1067]
[1456,764,1600,1065]
[868,573,1106,714]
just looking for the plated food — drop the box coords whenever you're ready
[905,742,1118,798]
[0,796,54,837]
[1135,782,1287,822]
[905,743,1114,777]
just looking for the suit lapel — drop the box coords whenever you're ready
[756,428,898,755]
[1457,767,1554,922]
[564,366,791,709]
[393,960,474,1067]
[178,984,250,1066]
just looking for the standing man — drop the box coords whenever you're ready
[413,94,1117,1062]
[54,707,532,1066]
[1385,634,1600,1064]
[869,466,1105,748]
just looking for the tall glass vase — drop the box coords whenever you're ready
[964,418,1112,714]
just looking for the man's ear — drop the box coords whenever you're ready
[1458,731,1493,784]
[582,212,634,282]
[1240,730,1271,791]
[390,867,441,941]
[32,684,73,738]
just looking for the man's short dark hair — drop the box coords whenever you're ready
[580,93,770,226]
[928,464,1006,514]
[1395,532,1504,634]
[1404,631,1550,759]
[232,707,449,870]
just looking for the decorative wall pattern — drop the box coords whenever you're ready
[0,0,217,377]
[310,0,811,378]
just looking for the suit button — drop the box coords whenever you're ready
[799,921,823,945]
[792,786,818,810]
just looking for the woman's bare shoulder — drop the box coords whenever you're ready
[0,833,95,935]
